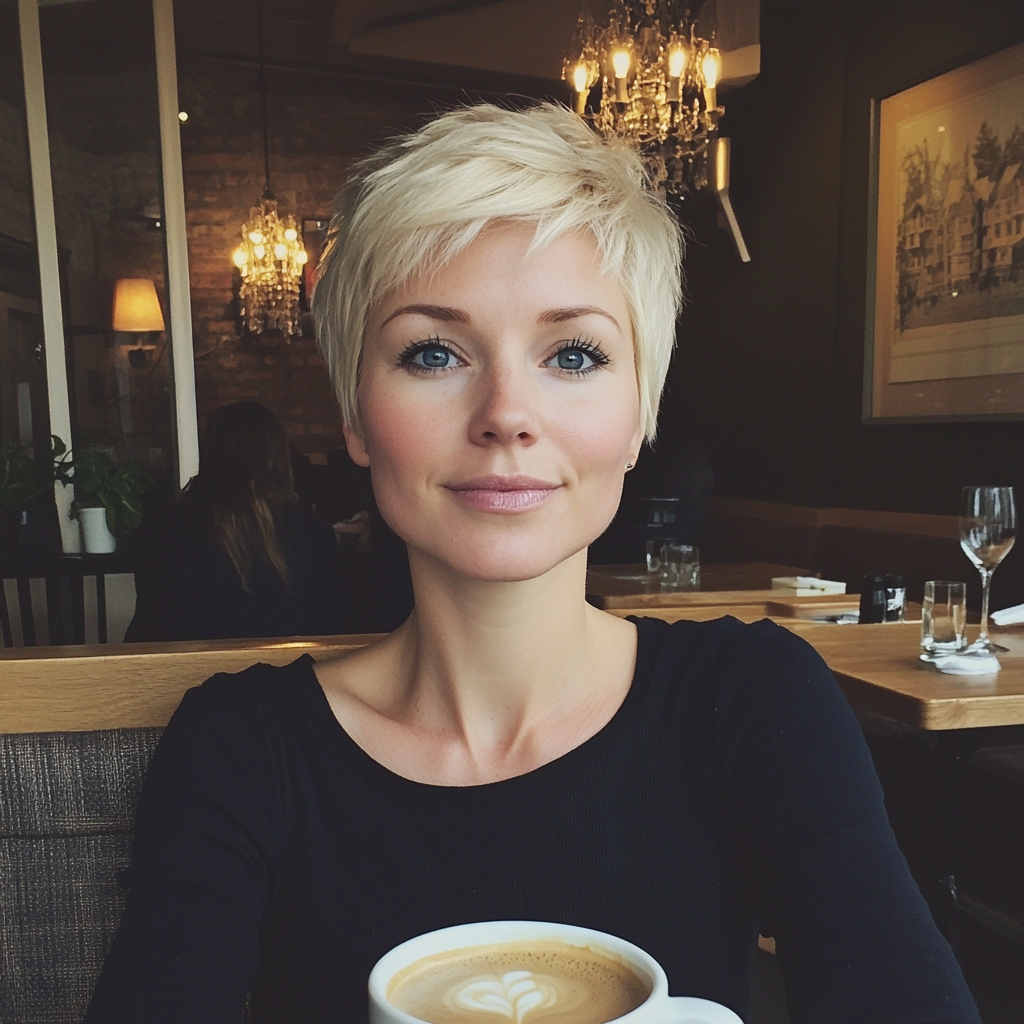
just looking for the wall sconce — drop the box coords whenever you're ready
[110,278,165,437]
[113,278,165,366]
[112,278,165,333]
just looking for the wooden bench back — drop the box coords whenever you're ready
[701,497,1024,611]
[0,634,379,734]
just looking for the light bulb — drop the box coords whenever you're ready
[573,63,589,93]
[232,247,247,267]
[296,249,308,265]
[177,110,189,123]
[248,230,264,244]
[668,47,686,79]
[253,243,265,259]
[612,49,631,79]
[284,227,298,242]
[274,242,288,260]
[702,49,721,89]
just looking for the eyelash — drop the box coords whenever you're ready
[396,336,611,376]
[554,337,610,376]
[397,336,461,374]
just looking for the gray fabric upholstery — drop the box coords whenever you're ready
[0,728,162,1024]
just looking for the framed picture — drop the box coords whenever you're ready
[865,40,1024,422]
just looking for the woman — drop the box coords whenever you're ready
[125,401,352,641]
[87,105,977,1022]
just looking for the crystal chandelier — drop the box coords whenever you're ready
[233,198,307,336]
[564,1,723,195]
[231,0,308,337]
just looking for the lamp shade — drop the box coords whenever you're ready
[112,278,165,332]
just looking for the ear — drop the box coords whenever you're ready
[342,421,371,467]
[626,422,644,469]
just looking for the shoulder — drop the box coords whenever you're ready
[634,615,841,727]
[637,614,824,677]
[160,655,319,765]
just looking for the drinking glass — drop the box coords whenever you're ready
[637,497,681,576]
[959,486,1016,653]
[921,581,967,657]
[660,542,700,590]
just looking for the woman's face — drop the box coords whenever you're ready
[346,222,643,583]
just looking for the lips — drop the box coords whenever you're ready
[444,475,561,513]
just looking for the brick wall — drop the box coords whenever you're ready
[178,58,429,454]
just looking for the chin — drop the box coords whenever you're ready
[413,523,598,584]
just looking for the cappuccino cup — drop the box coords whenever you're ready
[368,920,742,1024]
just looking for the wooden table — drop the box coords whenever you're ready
[779,620,1024,946]
[777,621,1024,730]
[587,561,815,608]
[588,560,866,623]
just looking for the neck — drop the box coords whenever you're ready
[393,548,602,734]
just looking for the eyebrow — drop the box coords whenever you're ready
[379,304,471,329]
[381,303,621,331]
[537,305,621,329]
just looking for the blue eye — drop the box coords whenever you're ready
[557,348,589,370]
[399,341,459,372]
[547,342,608,374]
[416,346,451,369]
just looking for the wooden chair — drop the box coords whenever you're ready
[0,633,375,1023]
[0,553,134,647]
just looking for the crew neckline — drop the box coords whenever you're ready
[295,616,661,805]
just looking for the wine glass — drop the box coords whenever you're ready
[959,486,1016,654]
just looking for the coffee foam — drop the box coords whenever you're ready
[386,939,651,1024]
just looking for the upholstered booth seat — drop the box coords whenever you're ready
[0,728,163,1024]
[0,634,370,1024]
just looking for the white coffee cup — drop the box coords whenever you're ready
[368,920,742,1024]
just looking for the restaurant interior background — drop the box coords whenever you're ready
[3,1,1024,1021]
[5,0,1024,616]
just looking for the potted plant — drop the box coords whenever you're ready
[0,436,70,563]
[70,448,151,553]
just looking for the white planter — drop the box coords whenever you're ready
[80,506,116,553]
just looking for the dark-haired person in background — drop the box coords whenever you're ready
[125,401,353,642]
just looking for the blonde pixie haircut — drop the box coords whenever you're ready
[312,102,684,441]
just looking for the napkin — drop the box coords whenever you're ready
[924,652,1001,675]
[991,603,1024,626]
[771,577,847,594]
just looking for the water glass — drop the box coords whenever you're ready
[659,542,700,590]
[639,497,681,578]
[921,581,967,656]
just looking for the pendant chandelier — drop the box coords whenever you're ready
[231,0,307,337]
[564,1,723,195]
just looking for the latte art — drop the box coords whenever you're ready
[386,939,651,1024]
[448,971,557,1021]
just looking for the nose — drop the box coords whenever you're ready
[468,361,540,449]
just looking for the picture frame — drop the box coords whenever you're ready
[865,40,1024,422]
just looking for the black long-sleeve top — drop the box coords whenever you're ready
[85,616,979,1023]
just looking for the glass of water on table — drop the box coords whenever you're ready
[637,498,699,590]
[959,486,1016,654]
[921,581,967,657]
[638,497,680,576]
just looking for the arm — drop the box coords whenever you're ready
[709,622,979,1024]
[85,672,291,1023]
